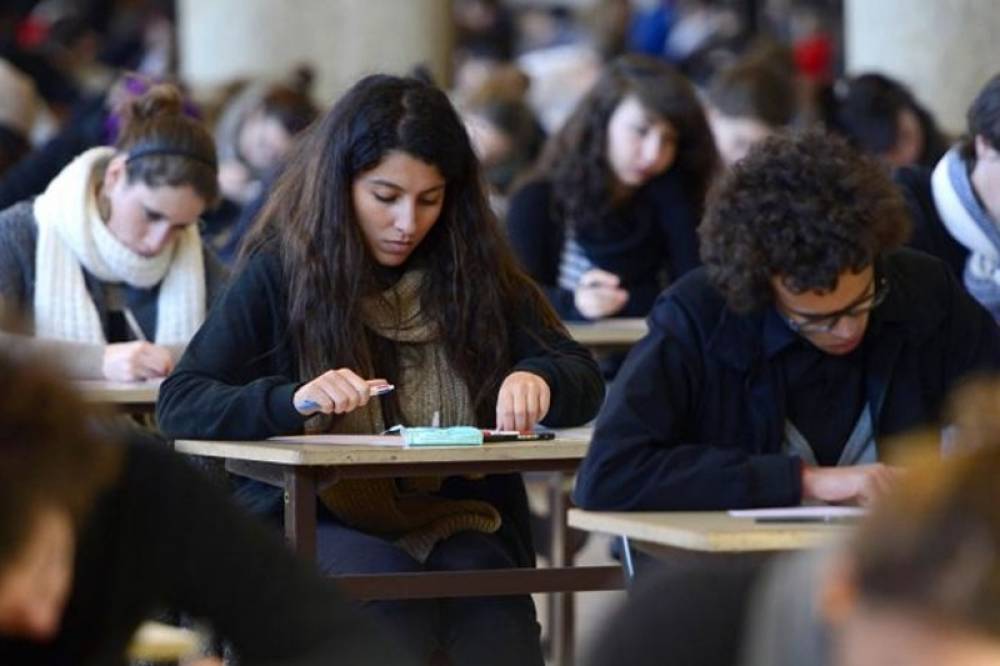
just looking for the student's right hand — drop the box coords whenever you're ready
[801,463,902,506]
[102,341,174,381]
[574,268,629,320]
[293,369,389,416]
[217,159,253,203]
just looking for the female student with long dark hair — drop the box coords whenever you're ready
[0,84,226,380]
[506,54,718,321]
[157,74,604,665]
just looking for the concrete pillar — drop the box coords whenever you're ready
[845,0,1000,134]
[176,0,452,106]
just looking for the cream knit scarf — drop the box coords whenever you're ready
[32,146,205,344]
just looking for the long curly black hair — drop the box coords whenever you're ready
[531,54,718,232]
[699,129,911,313]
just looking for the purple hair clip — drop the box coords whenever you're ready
[102,72,202,143]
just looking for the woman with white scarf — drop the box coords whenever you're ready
[0,84,227,379]
[897,72,1000,320]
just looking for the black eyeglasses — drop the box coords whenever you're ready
[781,276,890,335]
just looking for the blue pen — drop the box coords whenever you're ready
[295,384,395,413]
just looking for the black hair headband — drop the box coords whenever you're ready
[126,147,217,169]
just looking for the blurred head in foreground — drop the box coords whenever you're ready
[824,379,1000,666]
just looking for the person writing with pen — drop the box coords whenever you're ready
[156,74,603,666]
[575,130,1000,515]
[506,54,718,323]
[0,84,227,381]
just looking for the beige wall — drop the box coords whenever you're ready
[177,0,452,106]
[845,0,1000,134]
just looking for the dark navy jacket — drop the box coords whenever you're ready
[574,249,1000,511]
[506,171,702,321]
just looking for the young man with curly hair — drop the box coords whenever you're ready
[575,130,1000,511]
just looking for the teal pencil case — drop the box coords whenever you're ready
[402,426,484,447]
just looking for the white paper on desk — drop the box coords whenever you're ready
[269,434,405,447]
[728,506,867,520]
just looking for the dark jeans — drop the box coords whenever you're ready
[232,477,545,666]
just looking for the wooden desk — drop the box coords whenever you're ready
[565,318,648,350]
[76,379,161,412]
[568,509,852,553]
[175,429,621,666]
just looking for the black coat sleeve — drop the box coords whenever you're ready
[157,251,307,439]
[507,300,604,427]
[117,441,409,666]
[937,256,1000,379]
[573,294,801,511]
[506,181,583,319]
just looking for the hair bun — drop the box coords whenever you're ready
[124,84,185,125]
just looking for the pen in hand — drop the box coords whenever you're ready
[295,383,394,414]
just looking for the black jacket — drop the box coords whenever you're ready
[574,249,1000,511]
[0,436,405,665]
[158,248,605,566]
[895,165,969,280]
[506,172,702,320]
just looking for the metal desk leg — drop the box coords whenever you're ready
[283,467,317,561]
[548,471,574,666]
[620,535,636,583]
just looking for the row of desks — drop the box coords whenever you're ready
[78,319,850,666]
[72,316,650,407]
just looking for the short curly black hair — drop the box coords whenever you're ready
[699,129,910,313]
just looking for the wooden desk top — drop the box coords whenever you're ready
[568,509,852,552]
[564,318,648,347]
[175,429,593,467]
[76,379,162,404]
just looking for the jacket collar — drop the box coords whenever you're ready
[705,252,947,372]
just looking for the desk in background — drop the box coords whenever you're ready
[174,429,621,666]
[568,509,851,554]
[76,379,161,414]
[564,317,648,352]
[569,508,852,588]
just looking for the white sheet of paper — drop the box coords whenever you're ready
[728,506,867,520]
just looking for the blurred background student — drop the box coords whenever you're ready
[704,52,797,168]
[0,83,226,381]
[896,72,1000,320]
[506,54,718,323]
[458,63,545,218]
[208,71,318,264]
[820,72,950,171]
[0,349,404,665]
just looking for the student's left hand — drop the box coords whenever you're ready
[496,371,551,432]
